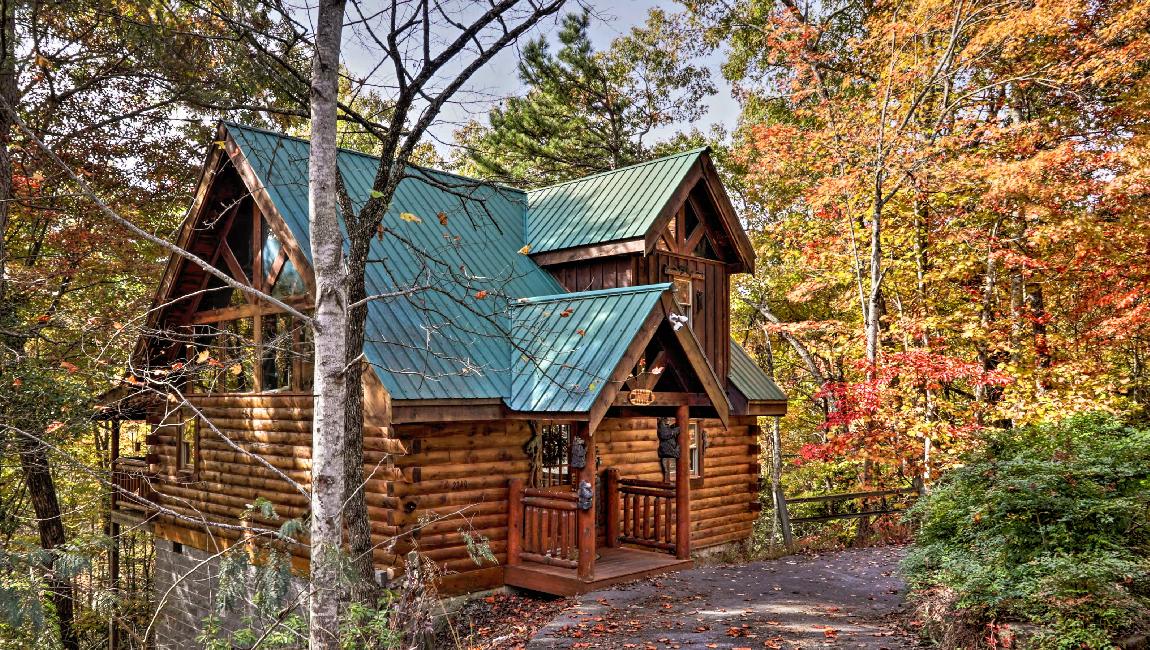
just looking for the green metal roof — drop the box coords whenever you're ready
[508,285,669,413]
[227,123,560,402]
[525,148,706,254]
[225,124,696,413]
[729,340,787,403]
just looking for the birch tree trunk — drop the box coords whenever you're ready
[307,1,348,647]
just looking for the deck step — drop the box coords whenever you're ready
[504,547,692,596]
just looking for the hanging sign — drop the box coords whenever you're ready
[628,389,655,406]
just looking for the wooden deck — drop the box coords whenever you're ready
[504,547,693,596]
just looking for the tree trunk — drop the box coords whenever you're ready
[17,434,78,650]
[307,1,349,647]
[0,0,13,305]
[342,233,378,603]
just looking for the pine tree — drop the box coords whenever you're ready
[456,9,714,187]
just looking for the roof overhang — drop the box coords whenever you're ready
[583,291,731,432]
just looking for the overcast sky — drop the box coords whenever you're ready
[340,1,739,154]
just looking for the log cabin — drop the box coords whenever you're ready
[104,122,786,641]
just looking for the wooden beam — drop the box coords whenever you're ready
[575,422,596,580]
[222,130,317,298]
[644,162,705,256]
[530,238,645,267]
[661,294,730,427]
[675,404,690,560]
[507,478,524,567]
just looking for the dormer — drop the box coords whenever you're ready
[525,148,755,384]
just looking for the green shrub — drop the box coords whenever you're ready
[903,413,1150,648]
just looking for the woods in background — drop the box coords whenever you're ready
[0,0,1148,647]
[459,0,1150,515]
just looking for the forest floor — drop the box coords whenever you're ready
[443,545,920,649]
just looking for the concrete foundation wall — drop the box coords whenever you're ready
[153,540,305,649]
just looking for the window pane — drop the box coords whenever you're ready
[297,323,314,392]
[179,413,196,470]
[539,423,571,487]
[193,318,255,393]
[261,220,283,267]
[689,422,701,478]
[261,314,294,391]
[272,258,307,298]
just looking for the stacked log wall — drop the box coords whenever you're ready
[389,420,534,595]
[595,415,761,550]
[148,393,402,572]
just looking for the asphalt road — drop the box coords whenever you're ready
[527,545,918,649]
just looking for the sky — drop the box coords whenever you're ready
[340,1,739,155]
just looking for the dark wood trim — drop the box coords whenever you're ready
[659,294,730,427]
[745,402,788,416]
[644,162,704,256]
[698,155,755,274]
[530,238,645,267]
[219,243,251,288]
[586,306,666,432]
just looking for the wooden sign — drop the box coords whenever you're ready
[628,389,655,406]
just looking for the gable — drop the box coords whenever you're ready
[526,149,705,254]
[525,149,755,273]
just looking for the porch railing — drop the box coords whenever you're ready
[507,479,586,572]
[606,469,677,554]
[111,457,156,512]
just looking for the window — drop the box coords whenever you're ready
[186,314,313,394]
[666,420,704,481]
[688,421,702,478]
[261,314,295,391]
[177,411,198,473]
[671,275,693,325]
[535,422,572,488]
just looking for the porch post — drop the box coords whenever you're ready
[605,468,620,548]
[576,422,596,580]
[675,404,691,560]
[507,478,523,567]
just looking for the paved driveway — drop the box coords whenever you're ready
[527,545,917,649]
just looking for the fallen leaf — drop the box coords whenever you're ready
[475,290,488,300]
[518,244,531,254]
[438,212,448,225]
[59,361,79,373]
[399,211,422,223]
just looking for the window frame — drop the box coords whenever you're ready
[533,421,574,489]
[670,274,693,325]
[175,409,200,477]
[182,202,314,396]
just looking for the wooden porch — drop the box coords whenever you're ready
[504,546,692,596]
[503,406,696,596]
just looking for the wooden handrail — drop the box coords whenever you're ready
[111,456,156,512]
[785,487,917,505]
